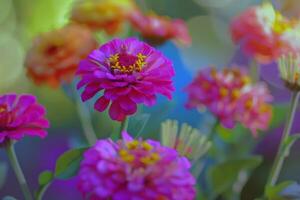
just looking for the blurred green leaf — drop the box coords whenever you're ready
[209,156,263,197]
[38,170,54,186]
[270,104,289,130]
[55,147,88,179]
[0,162,8,189]
[217,124,249,143]
[266,181,295,200]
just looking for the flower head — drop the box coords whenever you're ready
[235,84,273,137]
[70,0,136,34]
[161,119,211,162]
[185,67,273,136]
[130,10,191,46]
[230,2,300,63]
[0,94,49,144]
[78,132,196,200]
[278,54,300,91]
[25,24,98,88]
[76,38,175,121]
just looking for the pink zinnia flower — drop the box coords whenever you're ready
[230,2,298,63]
[77,132,196,200]
[76,38,175,121]
[129,10,191,46]
[0,94,49,143]
[185,67,273,136]
[235,84,273,137]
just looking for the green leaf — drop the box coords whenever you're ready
[209,156,263,197]
[266,181,295,200]
[130,113,151,138]
[217,124,249,143]
[54,147,88,179]
[0,162,8,189]
[270,104,289,129]
[38,170,54,186]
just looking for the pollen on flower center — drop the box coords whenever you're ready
[109,52,147,73]
[119,140,160,166]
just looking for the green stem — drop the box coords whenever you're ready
[75,98,97,146]
[119,117,129,135]
[36,182,52,200]
[266,92,300,187]
[5,141,33,200]
[207,119,220,140]
[250,59,259,83]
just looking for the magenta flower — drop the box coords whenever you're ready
[185,67,273,136]
[0,94,49,143]
[76,38,175,121]
[78,132,196,200]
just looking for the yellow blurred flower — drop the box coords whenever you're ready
[70,0,136,34]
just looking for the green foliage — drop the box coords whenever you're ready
[38,170,54,186]
[265,181,295,200]
[129,113,151,138]
[209,156,263,198]
[269,104,289,130]
[54,147,88,179]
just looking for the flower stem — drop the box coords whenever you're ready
[120,117,129,133]
[207,119,220,140]
[5,141,33,200]
[36,182,52,200]
[250,59,259,83]
[75,98,97,146]
[266,92,300,187]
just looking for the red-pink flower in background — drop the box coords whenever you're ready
[235,84,273,137]
[77,132,196,200]
[0,94,49,143]
[129,10,191,46]
[230,2,300,64]
[76,38,175,121]
[25,24,98,88]
[185,67,273,136]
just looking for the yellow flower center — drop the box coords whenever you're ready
[119,140,160,166]
[109,53,147,74]
[273,12,292,34]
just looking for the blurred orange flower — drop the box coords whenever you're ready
[129,10,191,46]
[25,24,98,88]
[70,0,136,34]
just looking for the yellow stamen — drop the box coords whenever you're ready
[219,87,228,97]
[141,142,153,151]
[140,152,160,165]
[109,53,147,73]
[231,89,240,100]
[126,140,139,150]
[245,99,253,109]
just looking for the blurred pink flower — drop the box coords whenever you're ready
[185,67,273,136]
[230,2,300,64]
[129,10,191,46]
[78,131,196,200]
[0,94,49,143]
[25,24,98,88]
[76,38,175,121]
[235,84,273,137]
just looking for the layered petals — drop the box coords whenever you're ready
[25,24,98,88]
[0,94,49,143]
[76,38,175,121]
[77,132,196,200]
